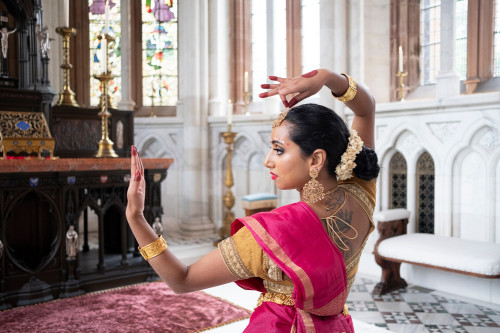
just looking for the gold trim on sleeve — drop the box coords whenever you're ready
[218,237,255,280]
[339,183,374,218]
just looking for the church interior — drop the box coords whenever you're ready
[0,0,500,332]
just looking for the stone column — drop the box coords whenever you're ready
[331,0,348,116]
[117,0,135,111]
[208,0,229,117]
[436,0,460,98]
[178,0,216,237]
[319,0,336,109]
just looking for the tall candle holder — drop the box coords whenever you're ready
[94,33,117,158]
[243,91,250,115]
[149,90,157,118]
[55,27,79,107]
[396,71,407,101]
[217,126,237,241]
[97,34,114,109]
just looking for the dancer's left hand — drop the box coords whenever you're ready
[126,145,146,221]
[259,69,330,108]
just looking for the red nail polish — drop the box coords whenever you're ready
[288,98,297,108]
[259,92,269,98]
[282,100,288,108]
[269,76,278,81]
[134,170,141,181]
[131,146,136,156]
[261,84,270,89]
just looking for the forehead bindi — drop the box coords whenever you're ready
[271,127,291,146]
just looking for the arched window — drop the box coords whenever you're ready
[389,152,407,209]
[416,152,435,233]
[391,0,497,99]
[73,0,178,115]
[89,1,122,107]
[420,0,441,85]
[236,0,305,114]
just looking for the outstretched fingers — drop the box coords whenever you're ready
[129,145,144,188]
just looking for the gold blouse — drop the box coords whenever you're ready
[218,176,376,295]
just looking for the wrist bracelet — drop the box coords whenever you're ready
[138,235,168,261]
[332,73,357,103]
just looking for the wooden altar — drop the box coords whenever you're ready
[0,158,173,309]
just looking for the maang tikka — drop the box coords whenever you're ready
[301,168,325,204]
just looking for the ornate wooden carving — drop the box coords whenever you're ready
[50,105,133,158]
[0,158,172,309]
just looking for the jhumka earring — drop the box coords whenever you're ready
[302,168,325,204]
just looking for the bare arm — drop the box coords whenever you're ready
[260,69,375,148]
[126,146,237,293]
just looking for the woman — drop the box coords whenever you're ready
[126,69,378,332]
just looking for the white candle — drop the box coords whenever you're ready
[104,1,110,34]
[227,99,233,126]
[63,0,69,27]
[244,71,249,93]
[398,45,403,73]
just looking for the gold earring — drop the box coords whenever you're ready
[302,168,325,204]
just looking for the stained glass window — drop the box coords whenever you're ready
[455,0,468,80]
[420,0,441,85]
[416,152,435,234]
[389,152,407,209]
[89,0,122,107]
[142,0,178,107]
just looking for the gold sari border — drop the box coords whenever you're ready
[240,216,315,310]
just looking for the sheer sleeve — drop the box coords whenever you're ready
[339,176,377,209]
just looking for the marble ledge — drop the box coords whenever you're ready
[344,91,500,116]
[0,158,174,173]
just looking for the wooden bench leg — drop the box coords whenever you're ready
[372,217,408,295]
[373,257,407,295]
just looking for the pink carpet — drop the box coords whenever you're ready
[0,282,251,332]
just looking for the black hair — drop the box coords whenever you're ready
[283,103,379,180]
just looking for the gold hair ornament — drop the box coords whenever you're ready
[138,234,168,261]
[332,73,357,103]
[335,128,364,180]
[272,108,290,128]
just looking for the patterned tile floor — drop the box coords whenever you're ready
[348,276,500,333]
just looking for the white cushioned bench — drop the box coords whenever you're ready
[372,209,500,295]
[377,233,500,278]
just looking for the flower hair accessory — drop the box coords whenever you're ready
[335,129,363,180]
[272,108,290,128]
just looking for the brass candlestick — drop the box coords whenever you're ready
[149,92,157,118]
[219,127,237,240]
[55,27,79,107]
[94,31,117,158]
[396,71,407,101]
[97,34,115,109]
[94,72,117,158]
[243,91,250,115]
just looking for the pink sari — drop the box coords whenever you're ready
[231,202,354,333]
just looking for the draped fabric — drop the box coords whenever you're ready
[231,202,354,333]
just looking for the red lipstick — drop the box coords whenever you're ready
[270,172,278,180]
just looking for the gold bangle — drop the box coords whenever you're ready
[332,73,357,103]
[138,235,167,261]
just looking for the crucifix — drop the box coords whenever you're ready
[0,11,16,77]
